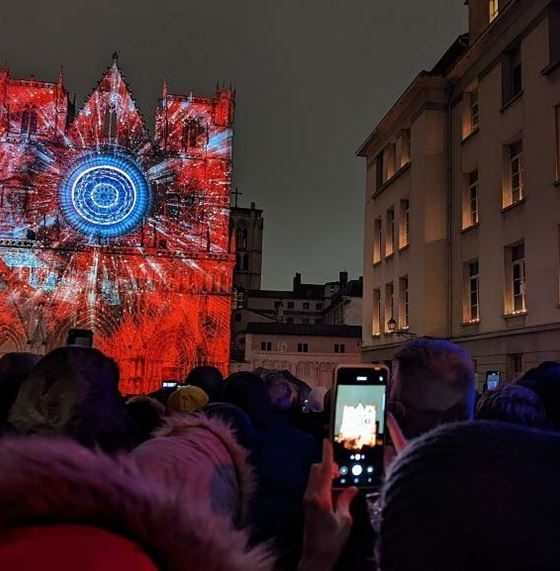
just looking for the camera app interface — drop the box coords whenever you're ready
[333,376,386,487]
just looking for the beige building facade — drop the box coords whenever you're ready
[359,0,560,384]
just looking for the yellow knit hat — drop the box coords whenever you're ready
[166,386,209,414]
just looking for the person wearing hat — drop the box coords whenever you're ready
[166,385,209,414]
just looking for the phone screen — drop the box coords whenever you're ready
[162,381,178,389]
[485,372,502,391]
[332,366,388,489]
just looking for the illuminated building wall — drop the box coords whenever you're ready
[0,58,235,394]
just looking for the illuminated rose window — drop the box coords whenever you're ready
[60,154,150,238]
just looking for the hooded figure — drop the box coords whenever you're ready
[8,347,138,451]
[185,365,223,401]
[0,352,40,428]
[0,437,273,571]
[131,413,254,527]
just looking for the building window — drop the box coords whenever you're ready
[21,109,38,136]
[503,45,522,105]
[489,0,499,23]
[316,302,323,310]
[334,343,346,354]
[234,313,242,322]
[513,353,523,374]
[399,199,410,249]
[297,343,309,353]
[287,301,294,309]
[303,302,310,310]
[399,276,409,329]
[261,341,272,352]
[505,243,526,315]
[385,282,394,333]
[386,208,395,256]
[274,301,283,309]
[463,170,479,229]
[375,152,384,189]
[372,288,382,336]
[237,225,248,250]
[287,317,294,324]
[184,118,207,148]
[464,261,480,323]
[397,129,411,167]
[385,143,396,180]
[504,140,524,207]
[373,217,383,263]
[302,318,310,324]
[470,89,480,131]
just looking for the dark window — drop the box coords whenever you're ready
[235,313,242,322]
[303,302,310,310]
[184,118,207,148]
[302,318,310,324]
[260,341,272,352]
[513,353,523,374]
[334,344,346,354]
[21,109,38,136]
[503,45,522,104]
[274,301,283,309]
[316,303,323,310]
[297,343,309,353]
[376,152,384,189]
[287,301,294,309]
[287,317,294,324]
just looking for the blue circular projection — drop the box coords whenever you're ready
[60,154,150,238]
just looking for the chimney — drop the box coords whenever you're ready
[293,272,302,290]
[339,271,348,286]
[250,201,256,209]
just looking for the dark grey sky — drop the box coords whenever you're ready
[1,0,466,289]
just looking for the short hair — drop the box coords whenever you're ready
[476,384,549,429]
[391,338,475,439]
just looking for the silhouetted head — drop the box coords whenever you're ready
[518,362,560,430]
[390,338,475,439]
[184,366,223,401]
[476,384,548,429]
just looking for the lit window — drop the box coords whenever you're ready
[509,141,524,205]
[373,217,383,263]
[297,343,309,353]
[261,341,272,352]
[505,243,526,314]
[399,199,410,248]
[489,0,499,23]
[372,288,382,336]
[464,170,479,228]
[464,261,480,323]
[386,208,395,256]
[399,276,409,329]
[471,89,480,131]
[385,282,394,333]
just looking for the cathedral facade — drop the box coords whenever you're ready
[0,57,235,394]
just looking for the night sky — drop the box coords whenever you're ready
[1,0,466,289]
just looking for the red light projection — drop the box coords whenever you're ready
[0,59,235,394]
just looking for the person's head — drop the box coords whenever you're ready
[306,387,328,413]
[0,352,40,422]
[264,375,297,412]
[125,396,165,441]
[166,386,209,415]
[220,372,273,429]
[8,346,136,451]
[184,366,223,401]
[390,338,475,439]
[518,362,560,430]
[378,421,560,571]
[476,384,549,429]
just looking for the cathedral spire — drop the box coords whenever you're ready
[112,51,119,67]
[57,66,64,88]
[162,79,168,99]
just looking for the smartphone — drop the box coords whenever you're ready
[162,381,178,389]
[485,371,502,392]
[331,364,389,490]
[66,328,93,348]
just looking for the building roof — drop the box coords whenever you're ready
[247,288,325,300]
[246,323,362,338]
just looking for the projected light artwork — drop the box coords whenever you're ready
[61,154,151,238]
[0,58,236,393]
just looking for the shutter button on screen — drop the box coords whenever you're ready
[352,464,363,476]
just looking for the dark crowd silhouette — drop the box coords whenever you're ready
[0,338,559,569]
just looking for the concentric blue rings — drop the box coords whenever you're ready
[60,154,151,238]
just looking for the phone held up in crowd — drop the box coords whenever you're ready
[330,364,389,490]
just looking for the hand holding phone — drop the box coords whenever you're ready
[330,365,389,490]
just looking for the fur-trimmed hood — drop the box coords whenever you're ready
[131,413,255,527]
[0,436,274,570]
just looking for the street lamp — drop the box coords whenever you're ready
[387,318,417,340]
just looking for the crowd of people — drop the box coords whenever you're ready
[0,339,559,569]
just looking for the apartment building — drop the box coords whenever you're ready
[359,0,560,382]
